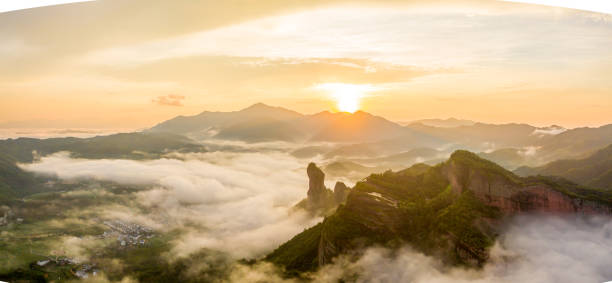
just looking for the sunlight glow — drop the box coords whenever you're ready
[314,83,379,113]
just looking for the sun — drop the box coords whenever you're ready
[335,91,361,113]
[314,83,377,113]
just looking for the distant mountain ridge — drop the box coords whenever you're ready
[515,143,612,190]
[149,103,612,167]
[405,117,475,128]
[149,103,410,143]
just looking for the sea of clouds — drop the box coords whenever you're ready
[20,152,612,283]
[21,151,320,259]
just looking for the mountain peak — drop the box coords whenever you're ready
[446,149,522,186]
[241,102,275,111]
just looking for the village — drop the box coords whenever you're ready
[101,219,155,247]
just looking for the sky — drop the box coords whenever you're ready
[1,0,611,129]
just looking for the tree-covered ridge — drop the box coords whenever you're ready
[0,153,47,202]
[0,132,203,163]
[267,159,501,273]
[266,149,612,275]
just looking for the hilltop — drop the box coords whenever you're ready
[266,150,612,274]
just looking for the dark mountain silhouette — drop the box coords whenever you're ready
[149,103,431,143]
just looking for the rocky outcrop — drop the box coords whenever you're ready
[307,163,327,205]
[442,150,612,214]
[294,163,336,215]
[333,182,350,204]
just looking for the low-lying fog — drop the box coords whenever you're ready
[19,151,612,282]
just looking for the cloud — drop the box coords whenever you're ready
[152,94,185,107]
[227,215,612,283]
[518,145,540,156]
[532,126,567,136]
[20,151,320,259]
[18,153,612,282]
[83,4,612,70]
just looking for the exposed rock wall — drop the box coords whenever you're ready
[333,182,350,204]
[307,162,327,205]
[442,154,612,214]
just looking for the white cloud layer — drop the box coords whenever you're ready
[229,215,612,283]
[84,5,612,69]
[19,153,612,282]
[21,152,320,259]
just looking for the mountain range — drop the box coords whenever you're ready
[150,103,418,143]
[0,103,610,203]
[150,103,612,166]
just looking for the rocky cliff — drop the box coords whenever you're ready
[267,150,612,274]
[306,163,327,206]
[442,150,612,214]
[294,163,347,215]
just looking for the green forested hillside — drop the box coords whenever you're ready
[266,150,612,275]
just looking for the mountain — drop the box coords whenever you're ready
[149,103,305,141]
[0,153,56,203]
[406,118,475,128]
[514,144,612,190]
[533,124,612,161]
[149,104,612,162]
[149,103,429,143]
[294,163,350,215]
[477,148,531,169]
[266,150,612,274]
[352,147,442,169]
[322,160,387,182]
[484,125,612,169]
[406,122,544,150]
[0,132,202,163]
[0,153,34,202]
[304,111,406,142]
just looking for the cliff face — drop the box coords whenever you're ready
[307,162,327,204]
[333,182,350,204]
[295,163,348,215]
[442,151,612,214]
[269,150,612,274]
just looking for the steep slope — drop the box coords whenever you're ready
[0,153,43,202]
[514,144,612,190]
[293,163,338,216]
[266,150,612,274]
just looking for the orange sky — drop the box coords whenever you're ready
[0,0,611,129]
